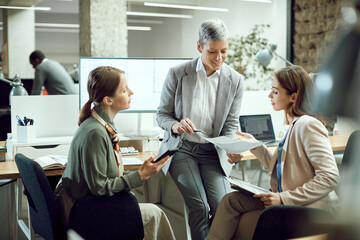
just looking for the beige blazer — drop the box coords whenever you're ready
[251,115,340,214]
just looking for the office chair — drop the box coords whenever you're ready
[252,205,333,240]
[15,153,65,240]
[69,190,144,240]
[339,130,360,169]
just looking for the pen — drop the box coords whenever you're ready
[194,129,207,137]
[16,115,25,126]
[23,117,29,126]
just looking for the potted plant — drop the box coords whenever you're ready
[226,24,273,90]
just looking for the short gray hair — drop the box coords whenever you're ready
[199,18,229,46]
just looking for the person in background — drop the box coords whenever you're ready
[29,50,77,95]
[206,66,340,240]
[55,66,175,240]
[157,18,244,240]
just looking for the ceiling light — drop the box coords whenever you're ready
[0,6,51,11]
[0,23,152,32]
[35,26,151,32]
[127,26,152,31]
[35,23,79,28]
[35,28,79,33]
[127,19,163,24]
[126,11,193,19]
[144,2,228,12]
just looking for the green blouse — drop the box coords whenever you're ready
[62,105,142,201]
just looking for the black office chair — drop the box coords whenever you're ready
[69,190,144,240]
[15,153,65,240]
[339,130,360,169]
[252,205,333,240]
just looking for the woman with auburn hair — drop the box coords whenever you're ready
[55,66,175,239]
[206,66,340,240]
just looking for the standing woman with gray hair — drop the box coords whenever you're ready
[157,18,244,239]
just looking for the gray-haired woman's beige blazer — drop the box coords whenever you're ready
[251,115,340,214]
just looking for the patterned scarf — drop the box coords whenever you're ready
[91,109,124,177]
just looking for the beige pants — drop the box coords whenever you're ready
[139,203,176,240]
[206,192,264,240]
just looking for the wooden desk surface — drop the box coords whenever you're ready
[0,135,349,179]
[0,151,150,180]
[240,135,348,161]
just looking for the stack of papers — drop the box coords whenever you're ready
[226,177,270,195]
[204,136,263,154]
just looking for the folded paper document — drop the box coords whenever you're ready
[204,136,263,154]
[226,177,270,195]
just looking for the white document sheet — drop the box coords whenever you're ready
[123,157,143,165]
[204,136,263,154]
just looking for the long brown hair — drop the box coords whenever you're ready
[78,66,125,125]
[274,66,321,124]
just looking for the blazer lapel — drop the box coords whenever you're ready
[181,59,198,118]
[213,68,231,136]
[269,117,299,178]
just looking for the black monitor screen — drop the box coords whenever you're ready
[239,114,275,140]
[79,58,191,112]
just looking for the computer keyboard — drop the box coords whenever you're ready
[120,147,139,156]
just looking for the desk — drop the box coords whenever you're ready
[0,152,149,180]
[241,135,348,161]
[0,135,349,179]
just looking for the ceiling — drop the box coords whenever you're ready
[34,0,232,15]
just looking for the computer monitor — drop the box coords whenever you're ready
[79,57,191,113]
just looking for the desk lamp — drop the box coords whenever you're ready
[0,74,28,104]
[255,43,294,67]
[255,44,320,80]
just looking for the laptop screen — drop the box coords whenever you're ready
[239,114,276,141]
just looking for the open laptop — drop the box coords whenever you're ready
[239,114,280,147]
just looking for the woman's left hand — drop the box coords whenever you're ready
[253,192,282,208]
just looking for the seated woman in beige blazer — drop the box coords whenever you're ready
[206,66,340,240]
